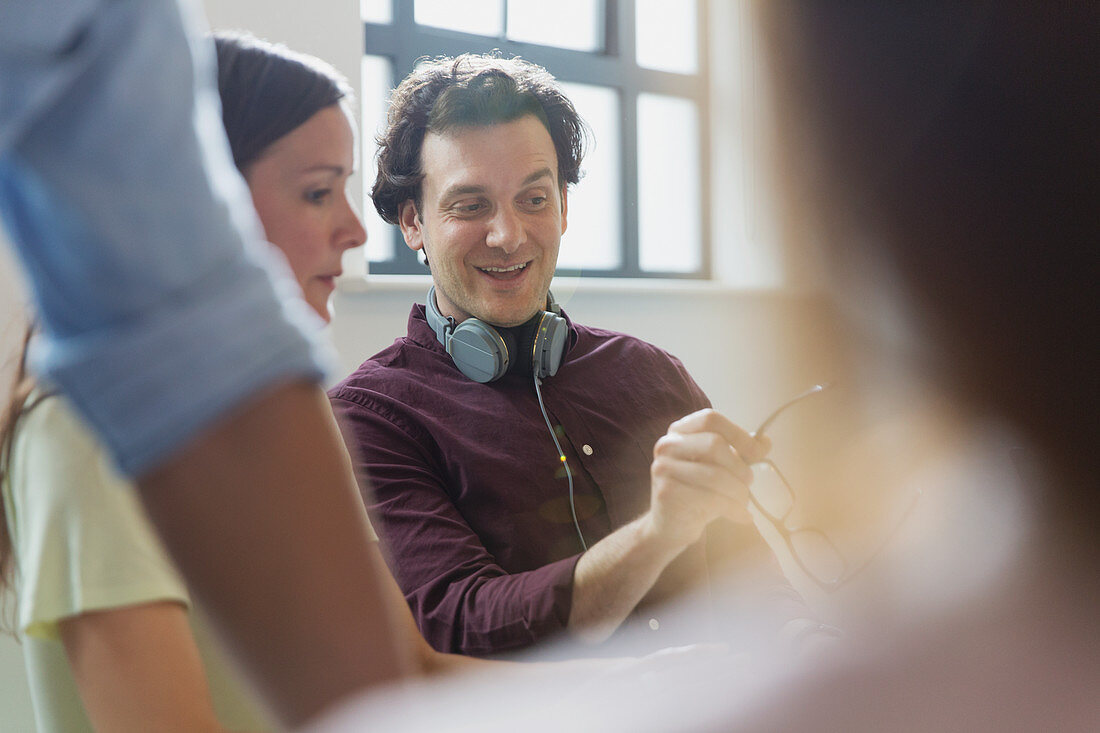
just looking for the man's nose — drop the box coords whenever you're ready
[485,205,525,253]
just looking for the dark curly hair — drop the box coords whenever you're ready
[372,54,588,224]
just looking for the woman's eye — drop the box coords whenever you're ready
[306,189,332,204]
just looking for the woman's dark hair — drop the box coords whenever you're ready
[0,323,44,628]
[758,3,1099,524]
[372,53,588,224]
[213,31,353,171]
[0,34,354,622]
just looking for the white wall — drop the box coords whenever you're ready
[0,1,827,725]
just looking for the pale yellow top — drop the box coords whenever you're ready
[2,392,272,731]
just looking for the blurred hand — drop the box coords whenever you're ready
[646,408,771,547]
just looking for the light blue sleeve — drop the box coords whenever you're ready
[0,0,335,476]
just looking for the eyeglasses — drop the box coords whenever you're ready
[749,384,920,591]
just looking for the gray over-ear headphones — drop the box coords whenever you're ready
[424,286,568,383]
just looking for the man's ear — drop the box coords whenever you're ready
[559,185,568,236]
[397,200,424,252]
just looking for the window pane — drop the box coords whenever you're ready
[635,0,697,74]
[637,94,701,273]
[415,0,503,37]
[506,0,600,52]
[360,0,392,24]
[362,55,394,263]
[558,83,620,270]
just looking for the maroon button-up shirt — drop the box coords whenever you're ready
[330,305,721,656]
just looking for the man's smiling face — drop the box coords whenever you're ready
[397,114,567,327]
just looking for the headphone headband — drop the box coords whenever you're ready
[425,287,567,383]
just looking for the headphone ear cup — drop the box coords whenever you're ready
[448,320,514,383]
[533,312,568,378]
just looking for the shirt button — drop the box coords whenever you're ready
[582,444,594,456]
[648,618,660,631]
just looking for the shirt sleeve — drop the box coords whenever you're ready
[5,395,189,641]
[0,0,333,477]
[331,395,580,657]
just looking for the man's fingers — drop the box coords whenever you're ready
[668,408,770,463]
[651,455,751,506]
[653,431,753,485]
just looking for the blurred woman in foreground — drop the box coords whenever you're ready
[729,3,1100,729]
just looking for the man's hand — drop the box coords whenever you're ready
[645,408,771,548]
[568,408,769,643]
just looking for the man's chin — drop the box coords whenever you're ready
[467,294,546,328]
[477,304,543,328]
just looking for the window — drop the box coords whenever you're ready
[360,0,710,279]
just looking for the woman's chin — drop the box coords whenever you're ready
[307,297,333,325]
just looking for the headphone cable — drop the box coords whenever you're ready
[533,373,588,551]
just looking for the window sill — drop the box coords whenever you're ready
[336,272,806,299]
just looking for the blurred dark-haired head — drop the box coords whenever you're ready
[757,4,1099,521]
[213,31,353,172]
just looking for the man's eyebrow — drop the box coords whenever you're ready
[440,184,486,201]
[439,168,556,202]
[521,167,555,187]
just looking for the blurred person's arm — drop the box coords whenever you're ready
[0,1,415,725]
[60,602,229,733]
[139,382,416,724]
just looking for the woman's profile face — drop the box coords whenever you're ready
[245,104,365,322]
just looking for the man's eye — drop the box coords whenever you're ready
[456,202,484,214]
[519,194,549,209]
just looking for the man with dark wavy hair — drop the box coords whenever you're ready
[331,54,800,658]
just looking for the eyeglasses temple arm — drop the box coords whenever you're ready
[753,383,828,438]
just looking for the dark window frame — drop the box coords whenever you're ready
[363,0,710,279]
